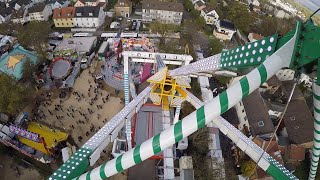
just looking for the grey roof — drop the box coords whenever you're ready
[281,80,313,144]
[0,7,14,17]
[266,75,281,86]
[28,4,46,13]
[9,0,31,7]
[195,0,205,7]
[11,7,25,18]
[142,0,183,12]
[202,5,215,14]
[281,80,304,100]
[222,107,240,126]
[243,90,275,136]
[75,6,100,18]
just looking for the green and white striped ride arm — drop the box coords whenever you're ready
[74,27,298,180]
[309,82,320,179]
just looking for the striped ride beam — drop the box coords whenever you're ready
[74,31,298,180]
[173,105,181,124]
[309,82,320,180]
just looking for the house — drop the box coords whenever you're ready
[280,80,313,147]
[276,69,295,81]
[248,33,264,42]
[9,0,32,11]
[253,137,284,179]
[0,44,38,79]
[242,90,275,137]
[248,0,260,12]
[114,0,132,17]
[213,20,236,41]
[74,0,106,7]
[194,0,206,11]
[11,6,28,24]
[189,0,199,4]
[47,0,70,10]
[142,1,183,25]
[200,6,219,25]
[286,144,305,162]
[53,7,76,27]
[74,0,85,7]
[74,6,105,28]
[0,7,14,24]
[28,4,52,21]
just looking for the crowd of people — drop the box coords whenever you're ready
[31,76,117,145]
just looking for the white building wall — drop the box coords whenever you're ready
[29,5,52,21]
[0,15,6,24]
[276,69,295,81]
[142,9,182,25]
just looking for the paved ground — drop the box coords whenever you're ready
[0,153,44,180]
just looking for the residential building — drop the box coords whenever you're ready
[253,137,284,179]
[74,0,85,7]
[242,90,275,137]
[74,6,105,28]
[248,0,260,12]
[114,0,132,17]
[11,6,28,24]
[10,0,32,11]
[28,4,52,21]
[142,1,183,25]
[53,7,75,27]
[276,69,295,81]
[74,0,106,7]
[200,6,219,25]
[189,0,199,4]
[0,7,14,24]
[0,44,38,79]
[213,20,236,41]
[194,0,206,11]
[47,0,70,10]
[248,33,264,42]
[280,80,313,147]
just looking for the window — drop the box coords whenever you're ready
[120,2,124,5]
[61,23,64,25]
[258,121,264,127]
[66,23,69,25]
[57,23,59,25]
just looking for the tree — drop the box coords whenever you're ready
[228,2,253,33]
[254,16,295,36]
[21,58,37,84]
[14,21,51,50]
[241,160,256,177]
[183,0,194,11]
[149,22,179,45]
[208,38,223,55]
[0,74,28,115]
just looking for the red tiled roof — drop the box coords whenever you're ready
[251,33,264,41]
[288,145,305,161]
[53,7,75,19]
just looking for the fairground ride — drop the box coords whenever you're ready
[50,17,320,180]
